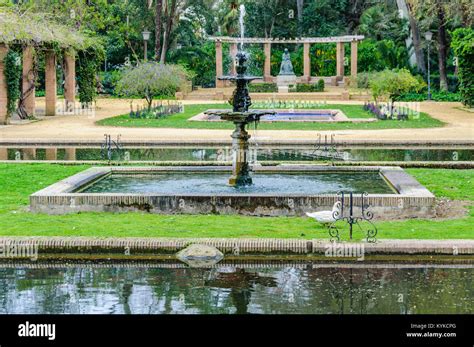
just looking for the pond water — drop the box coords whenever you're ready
[3,147,473,162]
[78,172,394,194]
[0,265,471,314]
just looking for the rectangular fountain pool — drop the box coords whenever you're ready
[30,166,435,218]
[191,109,369,122]
[78,171,394,195]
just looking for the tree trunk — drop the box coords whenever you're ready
[160,0,177,64]
[154,0,163,61]
[437,6,449,91]
[408,13,426,74]
[296,0,304,36]
[403,0,426,73]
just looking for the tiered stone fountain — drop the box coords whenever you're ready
[206,52,275,186]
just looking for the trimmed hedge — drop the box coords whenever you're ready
[294,79,325,92]
[248,83,278,93]
[397,91,462,102]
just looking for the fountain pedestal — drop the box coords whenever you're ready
[229,121,252,186]
[205,51,275,187]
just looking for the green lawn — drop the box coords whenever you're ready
[96,103,444,131]
[0,164,472,240]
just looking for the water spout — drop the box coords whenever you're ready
[239,4,246,50]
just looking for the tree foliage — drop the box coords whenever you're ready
[115,62,190,109]
[451,28,474,107]
[369,69,426,108]
[3,49,22,117]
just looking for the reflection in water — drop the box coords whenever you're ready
[205,268,278,314]
[0,266,472,314]
[3,147,474,162]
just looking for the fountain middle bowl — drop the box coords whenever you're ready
[205,109,276,123]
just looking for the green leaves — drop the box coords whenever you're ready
[115,62,190,107]
[368,69,426,103]
[451,28,474,107]
[4,49,22,116]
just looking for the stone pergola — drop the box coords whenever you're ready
[0,11,95,125]
[210,35,364,88]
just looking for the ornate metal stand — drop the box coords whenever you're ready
[100,134,123,161]
[312,134,346,162]
[328,191,378,243]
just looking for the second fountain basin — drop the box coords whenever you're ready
[30,165,435,218]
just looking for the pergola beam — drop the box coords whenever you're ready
[209,35,364,44]
[211,36,363,87]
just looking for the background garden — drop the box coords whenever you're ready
[1,0,473,107]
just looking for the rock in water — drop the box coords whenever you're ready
[176,244,224,267]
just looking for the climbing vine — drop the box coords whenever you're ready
[4,49,22,116]
[451,28,474,108]
[77,47,103,104]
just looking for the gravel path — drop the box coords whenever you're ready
[0,98,472,144]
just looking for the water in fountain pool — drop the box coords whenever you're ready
[78,172,394,194]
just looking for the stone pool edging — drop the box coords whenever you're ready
[29,165,435,218]
[0,237,472,256]
[1,160,473,169]
[190,109,376,123]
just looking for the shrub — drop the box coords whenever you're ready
[350,72,376,89]
[397,91,462,102]
[317,79,325,91]
[369,69,425,116]
[248,83,278,93]
[116,62,190,110]
[295,80,325,92]
[451,28,474,107]
[99,70,122,95]
[431,74,459,93]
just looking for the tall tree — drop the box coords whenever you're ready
[399,0,426,74]
[436,4,449,91]
[408,0,472,91]
[155,0,163,61]
[160,0,178,63]
[296,0,304,37]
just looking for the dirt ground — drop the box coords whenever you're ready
[0,98,472,143]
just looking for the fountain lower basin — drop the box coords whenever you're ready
[30,165,435,218]
[192,109,357,122]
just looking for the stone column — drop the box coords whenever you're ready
[263,43,272,82]
[351,40,358,78]
[0,148,7,160]
[22,46,36,117]
[215,41,224,88]
[45,148,58,160]
[336,42,345,80]
[0,44,9,125]
[64,148,76,161]
[45,50,57,116]
[22,148,36,160]
[64,51,76,112]
[230,43,238,75]
[303,43,311,82]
